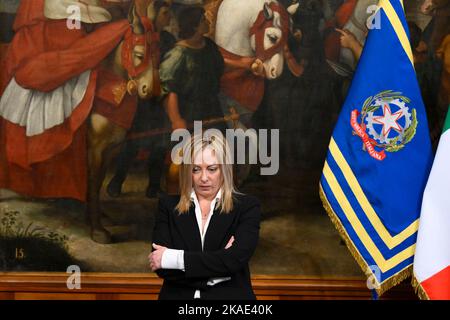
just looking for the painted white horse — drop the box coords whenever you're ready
[214,0,302,121]
[213,0,302,183]
[216,0,300,80]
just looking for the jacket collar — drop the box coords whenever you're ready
[190,188,222,206]
[175,189,235,251]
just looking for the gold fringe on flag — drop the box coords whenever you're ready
[319,183,413,296]
[411,275,430,300]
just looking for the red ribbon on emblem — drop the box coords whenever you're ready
[350,110,386,161]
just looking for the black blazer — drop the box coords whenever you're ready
[152,193,261,300]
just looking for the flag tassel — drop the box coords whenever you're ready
[319,184,413,296]
[411,275,430,300]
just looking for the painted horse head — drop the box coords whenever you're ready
[113,4,158,99]
[249,0,302,78]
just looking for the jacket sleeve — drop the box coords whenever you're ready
[152,197,208,289]
[183,196,261,279]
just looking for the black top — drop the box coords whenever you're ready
[152,193,261,300]
[159,37,225,125]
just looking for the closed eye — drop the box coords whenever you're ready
[134,52,144,60]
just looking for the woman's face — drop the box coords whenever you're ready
[192,147,222,200]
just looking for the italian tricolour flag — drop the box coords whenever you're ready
[413,106,450,300]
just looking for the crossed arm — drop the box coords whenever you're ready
[149,197,261,287]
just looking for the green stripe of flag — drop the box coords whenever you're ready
[444,106,450,134]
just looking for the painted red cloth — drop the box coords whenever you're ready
[93,95,138,130]
[12,0,46,31]
[0,0,131,201]
[0,118,89,202]
[0,43,9,94]
[324,32,342,64]
[324,0,358,62]
[12,20,130,92]
[0,73,97,201]
[219,47,265,112]
[335,0,358,28]
[93,95,138,131]
[93,68,138,130]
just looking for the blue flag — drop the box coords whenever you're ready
[320,0,433,295]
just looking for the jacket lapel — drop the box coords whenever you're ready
[204,208,236,251]
[174,205,203,252]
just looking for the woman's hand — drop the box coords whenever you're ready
[149,243,167,271]
[225,236,235,249]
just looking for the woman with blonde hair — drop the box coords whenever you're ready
[149,131,261,300]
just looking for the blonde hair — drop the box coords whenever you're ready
[176,131,237,214]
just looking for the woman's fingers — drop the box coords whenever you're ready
[149,253,158,271]
[149,244,168,270]
[149,249,160,269]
